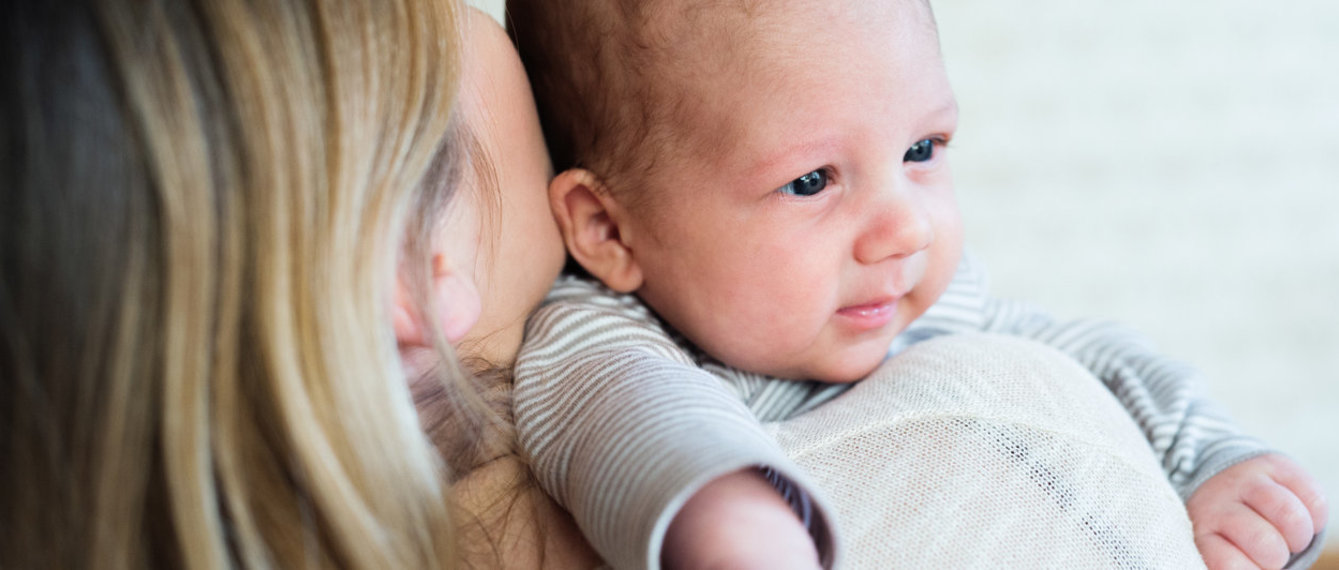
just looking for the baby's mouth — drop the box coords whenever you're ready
[836,298,899,330]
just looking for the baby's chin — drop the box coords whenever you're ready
[791,349,888,384]
[811,362,884,384]
[717,333,894,383]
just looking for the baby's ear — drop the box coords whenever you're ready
[393,254,481,348]
[548,168,643,293]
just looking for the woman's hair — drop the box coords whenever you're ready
[1,0,475,567]
[407,119,513,478]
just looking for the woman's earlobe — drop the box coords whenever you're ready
[433,264,482,344]
[393,280,425,346]
[393,259,481,347]
[548,169,643,293]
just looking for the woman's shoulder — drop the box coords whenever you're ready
[452,454,604,569]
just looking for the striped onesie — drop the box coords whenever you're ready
[513,255,1271,569]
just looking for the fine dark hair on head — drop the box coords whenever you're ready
[507,0,684,201]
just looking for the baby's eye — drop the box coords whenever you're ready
[904,139,936,163]
[778,169,830,197]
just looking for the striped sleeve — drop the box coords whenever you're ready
[911,254,1272,499]
[513,277,838,570]
[980,300,1272,499]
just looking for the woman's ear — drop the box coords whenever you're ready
[548,168,643,293]
[393,254,481,348]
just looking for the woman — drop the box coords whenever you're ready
[396,10,600,568]
[1,0,491,566]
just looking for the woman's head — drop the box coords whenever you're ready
[456,9,567,367]
[397,9,566,371]
[395,8,567,485]
[2,0,468,566]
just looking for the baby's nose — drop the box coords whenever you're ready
[853,190,934,264]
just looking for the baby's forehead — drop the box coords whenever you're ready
[556,0,942,193]
[638,0,939,87]
[639,2,941,128]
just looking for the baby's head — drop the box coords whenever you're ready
[512,0,964,382]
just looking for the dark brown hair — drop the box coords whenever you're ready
[507,0,701,205]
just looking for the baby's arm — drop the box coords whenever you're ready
[912,256,1327,567]
[976,303,1271,496]
[665,469,822,570]
[514,277,834,570]
[911,256,1269,496]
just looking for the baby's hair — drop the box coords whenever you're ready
[507,0,725,204]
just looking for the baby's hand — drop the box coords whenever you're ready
[662,469,821,570]
[1187,454,1328,569]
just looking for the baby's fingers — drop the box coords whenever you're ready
[1241,475,1316,554]
[1196,532,1261,570]
[1211,503,1291,569]
[1262,454,1330,532]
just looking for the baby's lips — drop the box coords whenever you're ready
[835,297,899,330]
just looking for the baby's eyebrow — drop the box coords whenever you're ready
[744,136,842,184]
[927,100,961,124]
[742,99,958,184]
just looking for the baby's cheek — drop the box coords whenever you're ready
[721,307,837,379]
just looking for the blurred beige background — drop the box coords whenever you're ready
[472,0,1339,549]
[932,2,1339,553]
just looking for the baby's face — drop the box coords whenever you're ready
[626,0,962,382]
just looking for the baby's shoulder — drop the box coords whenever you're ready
[520,274,688,364]
[535,274,661,327]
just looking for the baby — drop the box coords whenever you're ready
[507,0,1328,568]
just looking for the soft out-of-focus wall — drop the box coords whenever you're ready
[935,0,1339,547]
[469,0,504,24]
[473,0,1339,548]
